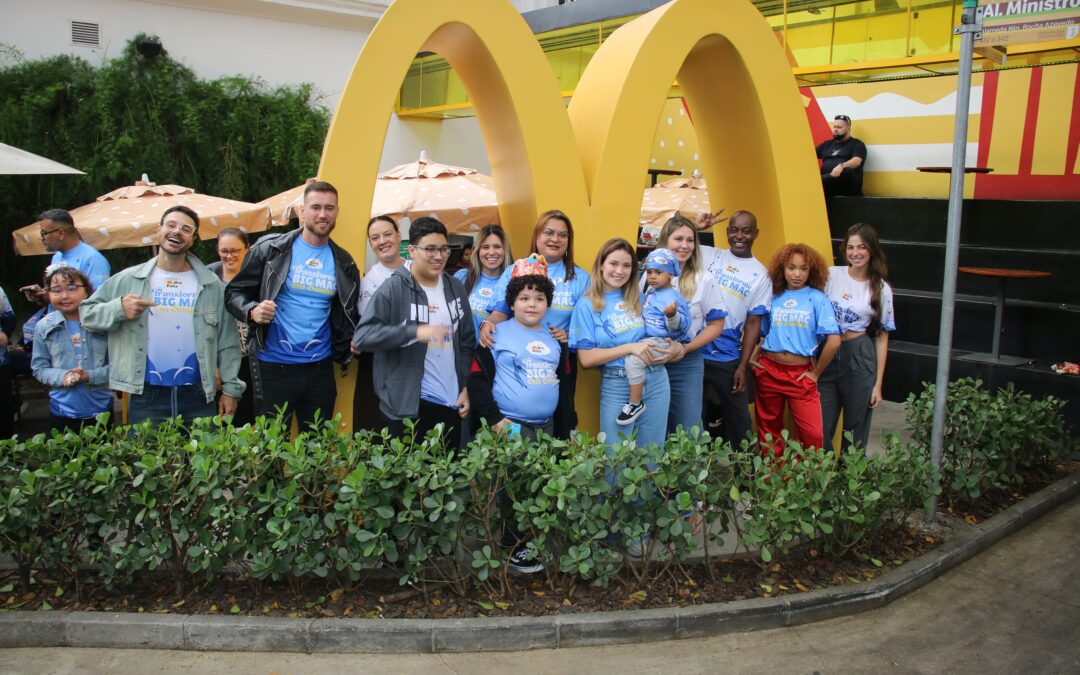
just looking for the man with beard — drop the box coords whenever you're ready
[225,181,360,431]
[22,209,110,303]
[816,114,867,197]
[80,205,244,424]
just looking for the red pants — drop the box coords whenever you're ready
[753,355,825,457]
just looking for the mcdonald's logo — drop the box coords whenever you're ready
[319,0,831,431]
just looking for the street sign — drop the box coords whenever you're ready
[977,0,1080,47]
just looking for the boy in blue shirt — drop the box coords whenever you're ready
[618,248,690,425]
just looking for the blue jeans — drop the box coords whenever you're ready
[599,365,670,449]
[129,384,216,426]
[665,349,704,436]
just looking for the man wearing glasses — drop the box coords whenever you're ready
[225,181,360,432]
[816,114,867,197]
[353,217,476,447]
[81,205,244,423]
[22,209,110,303]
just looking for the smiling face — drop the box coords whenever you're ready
[535,216,570,262]
[477,233,505,274]
[726,213,758,258]
[845,234,870,273]
[368,218,401,264]
[47,272,89,320]
[301,190,338,243]
[601,248,634,291]
[784,252,809,290]
[217,233,248,275]
[409,232,450,284]
[662,225,696,265]
[158,211,197,256]
[512,285,549,329]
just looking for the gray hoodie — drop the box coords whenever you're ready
[352,266,476,421]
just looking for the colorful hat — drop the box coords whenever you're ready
[511,253,548,278]
[644,248,681,277]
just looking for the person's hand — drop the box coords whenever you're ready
[218,394,238,418]
[0,331,7,348]
[869,385,882,409]
[121,294,155,320]
[416,324,451,343]
[830,164,845,178]
[455,389,470,419]
[663,301,678,318]
[666,340,686,364]
[61,368,88,387]
[479,321,496,348]
[732,364,748,393]
[628,341,657,364]
[350,344,363,355]
[693,208,728,231]
[493,417,512,434]
[20,285,45,303]
[549,326,568,343]
[797,370,820,384]
[249,300,278,325]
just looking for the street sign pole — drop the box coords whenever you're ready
[926,0,982,522]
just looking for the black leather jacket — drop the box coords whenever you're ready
[225,228,360,367]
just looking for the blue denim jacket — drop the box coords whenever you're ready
[31,311,110,389]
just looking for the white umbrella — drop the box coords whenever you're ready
[0,142,85,175]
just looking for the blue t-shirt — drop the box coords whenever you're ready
[569,290,646,370]
[50,320,113,419]
[491,319,561,424]
[760,286,840,357]
[260,237,336,364]
[491,259,590,331]
[455,269,502,335]
[641,286,691,342]
[51,241,111,293]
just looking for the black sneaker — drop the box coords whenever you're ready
[507,545,544,574]
[616,401,646,426]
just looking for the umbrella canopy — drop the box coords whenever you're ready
[638,175,710,246]
[12,179,271,256]
[258,155,500,235]
[0,142,85,175]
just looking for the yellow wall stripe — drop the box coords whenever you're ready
[1032,63,1076,176]
[986,69,1031,175]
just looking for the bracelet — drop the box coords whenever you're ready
[480,320,493,329]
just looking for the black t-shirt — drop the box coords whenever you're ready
[816,136,867,188]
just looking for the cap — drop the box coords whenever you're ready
[644,248,680,277]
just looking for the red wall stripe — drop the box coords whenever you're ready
[973,71,999,197]
[1017,66,1043,176]
[1064,66,1080,177]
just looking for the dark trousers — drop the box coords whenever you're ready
[819,335,877,453]
[0,350,32,438]
[821,171,861,197]
[255,358,337,433]
[383,398,462,449]
[499,419,553,548]
[703,358,753,451]
[129,384,216,425]
[50,413,108,434]
[552,344,578,440]
[352,351,381,433]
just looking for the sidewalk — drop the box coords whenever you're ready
[2,490,1076,674]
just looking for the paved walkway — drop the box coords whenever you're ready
[2,492,1076,674]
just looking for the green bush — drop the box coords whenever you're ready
[906,378,1070,504]
[0,415,947,599]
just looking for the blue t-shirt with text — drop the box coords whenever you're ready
[642,286,691,342]
[455,269,502,335]
[491,319,561,424]
[760,286,840,357]
[569,290,646,370]
[491,259,590,331]
[260,237,336,364]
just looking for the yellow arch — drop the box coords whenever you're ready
[568,0,831,257]
[316,0,590,427]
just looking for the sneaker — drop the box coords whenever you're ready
[626,533,651,560]
[616,401,646,426]
[507,544,544,574]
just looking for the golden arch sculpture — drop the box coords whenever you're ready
[318,0,830,432]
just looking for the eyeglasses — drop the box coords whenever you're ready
[161,220,196,236]
[541,228,570,240]
[834,115,851,123]
[414,245,451,257]
[48,283,85,294]
[39,227,65,240]
[217,248,244,258]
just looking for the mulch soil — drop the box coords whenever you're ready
[1,459,1074,620]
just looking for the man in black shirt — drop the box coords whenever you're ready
[816,114,867,197]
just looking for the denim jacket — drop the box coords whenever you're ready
[80,254,244,403]
[30,311,110,389]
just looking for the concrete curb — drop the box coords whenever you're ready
[1,471,1076,653]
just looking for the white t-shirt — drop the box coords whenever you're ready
[699,246,772,362]
[146,267,200,386]
[359,259,411,317]
[419,276,459,408]
[825,266,896,334]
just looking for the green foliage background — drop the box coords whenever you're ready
[0,36,329,316]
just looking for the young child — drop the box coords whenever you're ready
[617,248,690,426]
[468,255,561,574]
[751,244,841,456]
[31,267,112,432]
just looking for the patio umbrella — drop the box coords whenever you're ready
[0,142,85,175]
[11,176,271,255]
[258,153,500,235]
[638,174,710,246]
